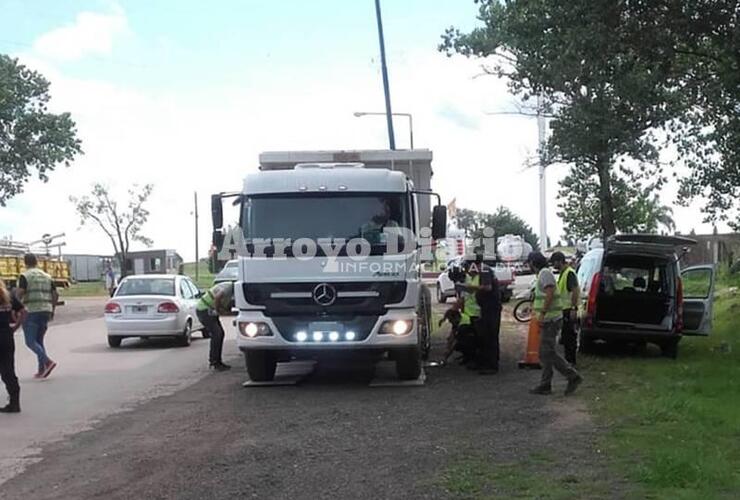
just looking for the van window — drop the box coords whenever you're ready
[577,251,601,292]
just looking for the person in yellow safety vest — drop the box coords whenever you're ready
[527,251,583,396]
[16,253,59,379]
[195,281,235,371]
[550,251,580,366]
[458,255,501,374]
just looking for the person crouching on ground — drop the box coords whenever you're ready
[527,251,583,396]
[195,281,234,371]
[0,279,26,413]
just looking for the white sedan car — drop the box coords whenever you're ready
[104,274,204,348]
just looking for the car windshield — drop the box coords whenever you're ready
[116,278,175,296]
[240,193,411,255]
[218,262,239,278]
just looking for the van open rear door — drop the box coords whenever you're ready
[680,265,716,336]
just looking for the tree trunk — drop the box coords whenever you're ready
[596,158,617,236]
[118,252,127,278]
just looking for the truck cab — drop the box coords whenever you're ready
[211,150,446,381]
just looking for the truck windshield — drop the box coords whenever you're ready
[240,193,411,255]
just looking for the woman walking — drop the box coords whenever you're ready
[0,279,26,413]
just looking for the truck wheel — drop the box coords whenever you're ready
[660,339,679,359]
[245,350,278,382]
[395,347,422,380]
[419,286,432,360]
[108,336,122,348]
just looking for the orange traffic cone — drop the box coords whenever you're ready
[518,319,542,369]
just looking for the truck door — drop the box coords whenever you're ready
[680,265,716,336]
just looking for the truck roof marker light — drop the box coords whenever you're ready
[338,185,348,191]
[345,331,356,341]
[318,186,327,191]
[299,186,308,191]
[329,331,340,342]
[295,331,308,342]
[313,332,324,342]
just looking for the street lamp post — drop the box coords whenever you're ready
[374,0,396,150]
[354,111,414,149]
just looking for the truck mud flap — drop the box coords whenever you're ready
[368,361,426,387]
[242,360,316,387]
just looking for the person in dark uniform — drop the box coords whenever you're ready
[0,279,26,413]
[460,254,502,374]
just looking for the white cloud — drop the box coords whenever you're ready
[3,44,724,261]
[32,4,128,61]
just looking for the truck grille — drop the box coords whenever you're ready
[242,281,406,316]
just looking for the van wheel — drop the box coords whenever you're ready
[660,339,679,359]
[578,332,596,354]
[395,347,422,380]
[245,350,277,382]
[108,336,122,348]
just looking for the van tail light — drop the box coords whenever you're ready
[105,302,121,314]
[585,272,601,328]
[157,301,180,313]
[675,278,684,333]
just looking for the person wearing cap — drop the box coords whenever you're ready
[550,252,579,365]
[527,251,582,395]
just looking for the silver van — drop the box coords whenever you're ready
[577,234,715,358]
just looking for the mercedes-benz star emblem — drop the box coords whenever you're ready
[312,283,337,306]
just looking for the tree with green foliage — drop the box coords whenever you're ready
[455,206,539,251]
[70,184,154,277]
[0,54,82,206]
[440,1,685,236]
[558,163,675,240]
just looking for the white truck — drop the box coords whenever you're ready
[211,150,447,381]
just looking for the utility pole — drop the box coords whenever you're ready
[374,0,396,150]
[536,94,548,250]
[194,191,199,281]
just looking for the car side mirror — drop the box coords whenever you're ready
[431,205,447,240]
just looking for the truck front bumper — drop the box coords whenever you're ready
[234,309,418,350]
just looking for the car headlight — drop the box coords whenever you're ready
[380,319,413,336]
[238,321,272,338]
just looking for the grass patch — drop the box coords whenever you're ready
[59,281,109,297]
[581,272,740,498]
[437,455,607,499]
[182,261,215,289]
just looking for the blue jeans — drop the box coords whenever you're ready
[23,312,52,372]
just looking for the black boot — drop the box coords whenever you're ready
[0,390,20,413]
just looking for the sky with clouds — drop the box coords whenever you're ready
[0,0,721,260]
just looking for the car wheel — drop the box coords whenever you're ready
[245,350,277,382]
[436,286,447,304]
[176,321,192,347]
[108,336,122,348]
[578,331,596,354]
[660,339,679,359]
[394,347,422,380]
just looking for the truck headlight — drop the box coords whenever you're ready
[238,321,272,338]
[380,319,413,336]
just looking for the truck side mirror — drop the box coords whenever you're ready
[432,205,447,240]
[211,194,223,230]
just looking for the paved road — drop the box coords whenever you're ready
[0,300,240,486]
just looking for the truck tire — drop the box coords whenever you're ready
[108,336,122,348]
[419,285,433,361]
[395,347,422,380]
[245,350,277,382]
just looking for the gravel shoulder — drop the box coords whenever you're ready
[1,307,624,499]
